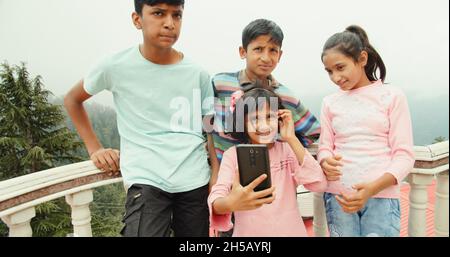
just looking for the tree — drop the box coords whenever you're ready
[0,64,125,236]
[433,136,447,144]
[0,62,83,236]
[0,62,83,180]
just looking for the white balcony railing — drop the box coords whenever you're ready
[0,141,448,237]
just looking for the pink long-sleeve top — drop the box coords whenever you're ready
[318,80,415,199]
[208,141,327,237]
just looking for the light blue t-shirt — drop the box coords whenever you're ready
[84,46,214,193]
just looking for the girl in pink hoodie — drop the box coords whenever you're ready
[208,83,327,237]
[319,25,415,237]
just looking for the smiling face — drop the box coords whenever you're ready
[246,104,279,144]
[322,49,370,91]
[240,35,283,81]
[132,3,183,50]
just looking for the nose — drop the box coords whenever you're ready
[163,16,175,30]
[256,120,271,133]
[260,50,270,63]
[331,73,342,85]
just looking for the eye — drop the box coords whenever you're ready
[254,47,262,52]
[271,48,279,54]
[337,65,345,71]
[153,11,163,16]
[173,13,183,19]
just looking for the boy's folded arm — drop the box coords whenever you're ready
[64,80,103,156]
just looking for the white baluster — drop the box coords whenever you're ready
[65,190,94,237]
[1,207,36,237]
[435,171,449,237]
[407,174,434,237]
[313,192,328,237]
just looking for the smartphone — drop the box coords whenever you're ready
[236,144,272,192]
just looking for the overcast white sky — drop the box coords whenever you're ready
[0,0,449,110]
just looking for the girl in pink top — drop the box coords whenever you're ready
[319,25,415,237]
[208,83,327,237]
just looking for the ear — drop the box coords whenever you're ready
[132,12,142,30]
[239,46,247,60]
[359,51,369,67]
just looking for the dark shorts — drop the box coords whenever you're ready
[121,184,210,237]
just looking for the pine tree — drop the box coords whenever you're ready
[0,62,83,237]
[0,62,83,180]
[433,136,447,144]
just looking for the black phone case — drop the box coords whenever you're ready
[236,145,272,192]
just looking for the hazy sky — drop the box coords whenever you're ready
[0,0,449,110]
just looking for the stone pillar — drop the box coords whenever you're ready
[313,192,328,237]
[407,174,434,237]
[2,207,36,237]
[65,190,94,237]
[435,171,449,237]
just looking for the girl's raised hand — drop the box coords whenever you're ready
[278,109,296,142]
[228,171,276,212]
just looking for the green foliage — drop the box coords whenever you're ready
[0,62,124,236]
[90,184,126,237]
[0,62,83,180]
[433,136,447,144]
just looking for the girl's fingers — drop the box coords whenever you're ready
[325,172,341,181]
[246,174,268,191]
[323,165,342,175]
[327,158,343,167]
[339,193,361,206]
[326,176,341,181]
[254,195,276,206]
[253,186,276,199]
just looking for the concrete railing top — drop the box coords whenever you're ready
[0,161,122,218]
[413,141,449,175]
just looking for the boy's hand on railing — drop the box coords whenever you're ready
[90,148,121,176]
[227,172,276,212]
[320,155,343,181]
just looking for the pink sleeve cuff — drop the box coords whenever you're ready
[208,190,234,232]
[293,151,328,192]
[317,149,334,164]
[386,157,415,183]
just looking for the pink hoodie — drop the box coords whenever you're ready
[318,80,415,198]
[208,141,327,237]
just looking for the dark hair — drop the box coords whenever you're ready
[134,0,184,15]
[228,81,285,143]
[322,25,386,82]
[242,19,284,50]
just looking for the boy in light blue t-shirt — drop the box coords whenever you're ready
[64,0,216,237]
